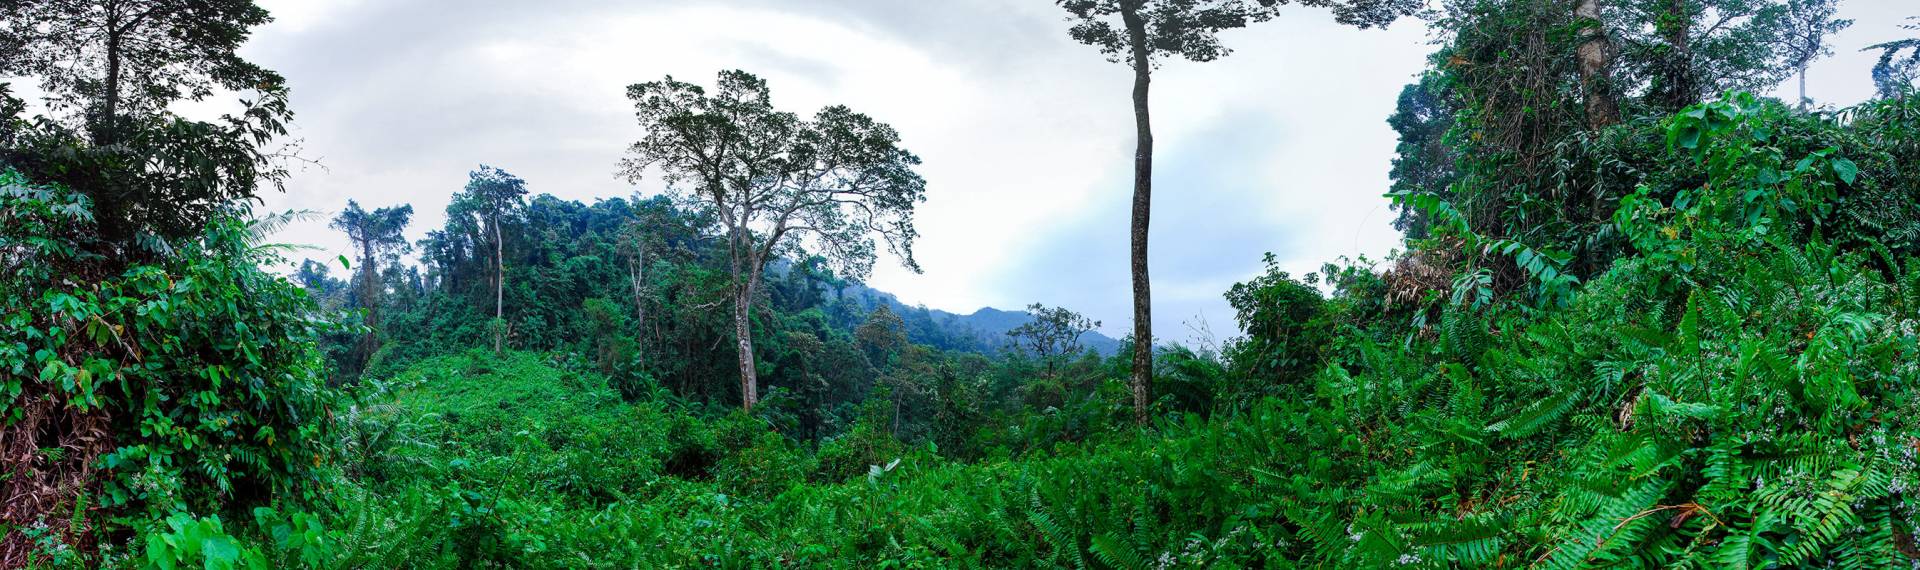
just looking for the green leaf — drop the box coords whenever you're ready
[1674,125,1702,149]
[1831,157,1858,184]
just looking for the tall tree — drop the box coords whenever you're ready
[1620,0,1795,111]
[1777,0,1851,109]
[1058,0,1412,425]
[1384,73,1457,238]
[330,200,413,367]
[617,218,655,355]
[455,166,528,355]
[1574,0,1621,128]
[0,0,277,143]
[621,70,927,411]
[616,194,694,360]
[0,0,292,250]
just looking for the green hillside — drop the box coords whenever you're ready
[7,0,1920,568]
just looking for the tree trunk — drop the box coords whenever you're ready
[1654,0,1696,111]
[891,386,903,439]
[101,12,122,146]
[359,240,379,369]
[732,274,760,411]
[1574,0,1620,129]
[493,214,505,355]
[630,247,647,360]
[1121,2,1154,426]
[727,214,763,411]
[361,242,380,328]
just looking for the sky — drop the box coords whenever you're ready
[220,0,1914,343]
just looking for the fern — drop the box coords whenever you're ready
[1088,534,1148,570]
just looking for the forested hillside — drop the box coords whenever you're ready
[6,0,1920,568]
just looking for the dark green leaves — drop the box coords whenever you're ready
[3,175,346,550]
[1830,156,1858,185]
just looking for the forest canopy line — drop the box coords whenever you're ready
[4,0,1920,568]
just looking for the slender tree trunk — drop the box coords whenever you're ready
[1574,0,1620,129]
[1121,2,1154,426]
[359,241,379,369]
[891,387,903,439]
[630,247,647,359]
[102,39,121,144]
[493,215,504,355]
[100,5,122,146]
[361,242,380,329]
[732,269,761,411]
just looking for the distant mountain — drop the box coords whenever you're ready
[832,282,1124,357]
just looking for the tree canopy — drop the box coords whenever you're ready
[621,69,927,410]
[0,0,292,251]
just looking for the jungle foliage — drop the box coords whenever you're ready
[7,0,1920,567]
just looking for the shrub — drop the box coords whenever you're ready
[1,171,344,563]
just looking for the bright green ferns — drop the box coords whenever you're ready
[1251,95,1920,567]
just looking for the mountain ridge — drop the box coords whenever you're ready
[832,281,1124,356]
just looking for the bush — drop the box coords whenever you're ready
[1223,253,1331,395]
[1,171,345,563]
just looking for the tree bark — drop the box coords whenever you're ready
[732,266,761,411]
[493,213,505,355]
[102,31,122,145]
[97,0,128,146]
[629,246,647,359]
[1574,0,1620,129]
[361,242,379,327]
[1654,0,1696,111]
[1122,1,1154,426]
[724,213,764,411]
[359,240,379,369]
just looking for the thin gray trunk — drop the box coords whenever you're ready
[493,213,504,355]
[359,240,379,369]
[630,247,647,358]
[1122,1,1154,426]
[361,242,380,329]
[1574,0,1620,129]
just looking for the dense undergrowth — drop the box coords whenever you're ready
[315,351,1268,567]
[8,93,1920,567]
[295,95,1920,567]
[9,0,1920,566]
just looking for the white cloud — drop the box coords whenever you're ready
[235,0,1908,341]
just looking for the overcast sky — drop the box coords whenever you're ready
[235,0,1914,343]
